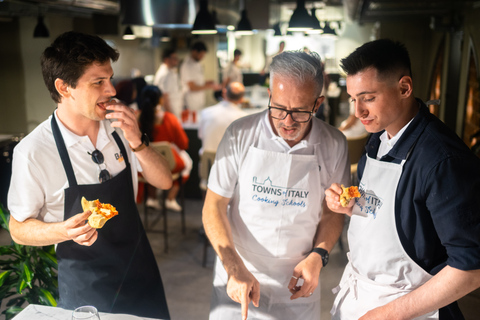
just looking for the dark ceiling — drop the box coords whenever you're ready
[0,0,479,26]
[344,0,480,23]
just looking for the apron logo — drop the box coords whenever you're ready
[115,152,124,163]
[356,183,383,218]
[251,176,309,208]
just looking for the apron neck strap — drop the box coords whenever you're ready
[112,130,130,167]
[51,113,78,186]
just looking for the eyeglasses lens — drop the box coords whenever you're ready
[88,149,111,183]
[90,150,105,164]
[99,169,112,183]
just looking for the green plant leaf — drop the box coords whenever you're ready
[0,270,11,287]
[17,279,27,294]
[0,204,9,231]
[39,288,57,307]
[0,246,14,255]
[37,250,58,269]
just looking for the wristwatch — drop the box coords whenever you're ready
[130,133,150,152]
[311,247,329,267]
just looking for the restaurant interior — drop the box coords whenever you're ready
[1,0,480,319]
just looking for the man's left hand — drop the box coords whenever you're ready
[106,101,142,148]
[288,253,323,300]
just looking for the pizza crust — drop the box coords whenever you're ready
[81,197,118,229]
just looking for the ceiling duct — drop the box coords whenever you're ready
[120,0,241,29]
[0,0,119,18]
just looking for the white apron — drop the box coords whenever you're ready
[210,145,323,319]
[331,155,439,319]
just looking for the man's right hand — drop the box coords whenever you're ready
[64,211,98,246]
[226,267,260,320]
[325,183,355,216]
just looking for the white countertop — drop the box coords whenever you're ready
[13,304,162,320]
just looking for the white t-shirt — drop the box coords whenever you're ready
[198,100,247,154]
[180,55,206,111]
[153,63,183,119]
[208,110,350,200]
[222,62,243,84]
[7,111,142,223]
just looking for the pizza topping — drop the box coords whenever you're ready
[340,185,361,207]
[93,200,118,219]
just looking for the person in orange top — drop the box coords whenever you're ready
[139,85,192,211]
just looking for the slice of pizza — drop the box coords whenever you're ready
[339,185,361,207]
[81,197,118,229]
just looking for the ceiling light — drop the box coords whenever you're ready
[33,16,49,38]
[159,30,171,42]
[236,9,254,35]
[273,22,282,36]
[322,22,338,38]
[192,0,217,35]
[287,0,313,32]
[122,25,136,40]
[306,8,323,34]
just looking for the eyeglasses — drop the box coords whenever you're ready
[88,149,111,183]
[268,96,318,123]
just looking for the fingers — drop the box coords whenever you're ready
[251,282,260,308]
[241,288,250,320]
[287,274,300,291]
[65,211,98,246]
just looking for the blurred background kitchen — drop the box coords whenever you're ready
[1,0,480,319]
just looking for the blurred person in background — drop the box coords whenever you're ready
[153,48,183,119]
[222,49,243,89]
[198,82,247,189]
[139,85,192,212]
[180,41,221,114]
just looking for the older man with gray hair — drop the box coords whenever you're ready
[203,51,349,320]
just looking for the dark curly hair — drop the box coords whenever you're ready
[41,31,119,103]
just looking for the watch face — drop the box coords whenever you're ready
[142,133,150,146]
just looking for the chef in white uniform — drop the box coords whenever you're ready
[203,50,350,320]
[325,39,480,320]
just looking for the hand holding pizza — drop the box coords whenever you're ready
[325,183,359,216]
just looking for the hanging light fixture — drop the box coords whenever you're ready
[272,22,282,36]
[159,30,171,42]
[236,0,253,36]
[122,25,136,40]
[322,21,338,38]
[33,16,49,38]
[236,10,254,35]
[306,8,323,34]
[287,0,313,32]
[192,0,217,35]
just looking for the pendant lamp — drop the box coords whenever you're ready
[287,0,313,32]
[192,0,217,35]
[236,9,254,35]
[273,22,282,36]
[122,25,136,40]
[306,8,323,34]
[33,16,49,38]
[322,22,338,38]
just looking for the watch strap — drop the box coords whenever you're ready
[130,133,149,152]
[311,247,329,267]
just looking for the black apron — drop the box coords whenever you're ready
[51,115,170,319]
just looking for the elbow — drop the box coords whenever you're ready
[8,220,26,245]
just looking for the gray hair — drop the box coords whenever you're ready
[269,50,324,96]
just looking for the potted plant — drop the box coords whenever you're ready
[0,204,58,320]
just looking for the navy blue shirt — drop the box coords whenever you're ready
[357,101,480,319]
